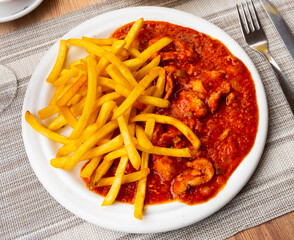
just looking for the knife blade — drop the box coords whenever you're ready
[260,0,294,60]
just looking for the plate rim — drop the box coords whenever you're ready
[21,6,268,233]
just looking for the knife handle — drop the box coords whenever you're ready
[261,50,294,115]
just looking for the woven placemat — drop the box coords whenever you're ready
[0,0,293,239]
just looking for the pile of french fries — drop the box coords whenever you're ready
[25,18,201,219]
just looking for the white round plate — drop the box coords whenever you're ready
[0,0,43,23]
[22,7,268,233]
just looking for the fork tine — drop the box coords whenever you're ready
[250,0,261,30]
[241,3,251,32]
[246,1,256,31]
[236,4,248,34]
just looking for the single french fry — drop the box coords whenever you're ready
[38,105,59,120]
[124,18,144,49]
[134,118,155,219]
[73,63,87,72]
[128,108,137,137]
[137,145,191,158]
[49,86,64,107]
[96,100,116,127]
[135,37,173,63]
[101,46,112,52]
[56,74,87,107]
[50,156,69,168]
[104,147,127,161]
[52,67,79,87]
[89,159,114,190]
[113,84,131,97]
[97,77,116,90]
[94,92,122,108]
[102,155,129,206]
[82,37,117,45]
[106,64,134,89]
[112,67,161,119]
[142,86,156,96]
[48,115,67,131]
[60,69,70,76]
[98,168,150,187]
[59,106,78,128]
[97,137,111,145]
[67,94,82,106]
[138,95,170,108]
[117,115,141,170]
[56,142,76,157]
[80,156,102,178]
[81,134,124,160]
[143,68,166,113]
[46,40,67,83]
[133,113,200,151]
[128,48,140,58]
[25,111,69,144]
[135,55,161,80]
[135,125,152,149]
[124,37,172,71]
[87,107,100,125]
[68,57,87,69]
[106,144,191,159]
[118,49,129,61]
[69,56,97,139]
[111,40,127,55]
[95,57,110,76]
[145,118,156,140]
[152,68,166,97]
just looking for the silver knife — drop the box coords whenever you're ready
[260,0,294,60]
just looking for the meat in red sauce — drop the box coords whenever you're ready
[82,21,258,205]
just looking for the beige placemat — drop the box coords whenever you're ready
[1,0,293,239]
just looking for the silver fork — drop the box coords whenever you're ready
[237,0,294,114]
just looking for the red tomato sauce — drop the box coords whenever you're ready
[82,21,258,205]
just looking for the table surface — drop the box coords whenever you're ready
[1,0,293,239]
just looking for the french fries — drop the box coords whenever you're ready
[69,56,97,139]
[52,67,79,87]
[56,74,88,107]
[98,168,150,186]
[124,18,144,49]
[25,18,203,219]
[59,106,78,128]
[133,113,201,151]
[46,40,67,83]
[134,118,155,219]
[80,156,102,178]
[117,115,141,170]
[102,156,129,206]
[135,125,152,149]
[25,111,69,144]
[112,67,161,119]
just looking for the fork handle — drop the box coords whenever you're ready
[261,50,294,114]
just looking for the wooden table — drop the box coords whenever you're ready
[1,1,293,239]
